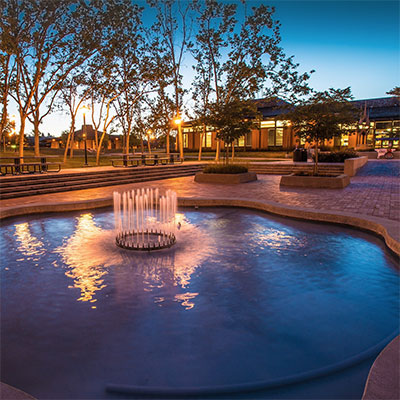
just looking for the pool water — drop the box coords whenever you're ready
[1,207,399,399]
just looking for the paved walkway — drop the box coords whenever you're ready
[1,160,399,219]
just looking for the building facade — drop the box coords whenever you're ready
[181,97,400,151]
[74,125,123,150]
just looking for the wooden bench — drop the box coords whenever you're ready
[0,157,61,176]
[111,154,181,168]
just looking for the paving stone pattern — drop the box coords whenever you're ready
[1,160,399,222]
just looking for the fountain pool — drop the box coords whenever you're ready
[1,206,399,399]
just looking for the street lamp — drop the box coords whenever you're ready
[147,129,153,154]
[81,105,90,166]
[174,114,184,161]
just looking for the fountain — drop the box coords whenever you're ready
[113,188,177,251]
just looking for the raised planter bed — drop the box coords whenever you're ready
[280,173,350,189]
[195,171,257,184]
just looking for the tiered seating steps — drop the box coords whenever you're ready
[0,164,203,200]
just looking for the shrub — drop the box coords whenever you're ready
[313,150,359,163]
[203,164,248,174]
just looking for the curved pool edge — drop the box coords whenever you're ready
[362,335,400,400]
[0,382,37,400]
[1,196,399,258]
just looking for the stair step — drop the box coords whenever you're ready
[0,166,202,191]
[0,165,203,199]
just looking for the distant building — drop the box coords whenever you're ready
[74,124,122,150]
[181,96,400,151]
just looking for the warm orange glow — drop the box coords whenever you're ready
[174,117,183,125]
[56,214,108,305]
[81,104,90,116]
[14,223,45,257]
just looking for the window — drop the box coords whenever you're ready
[237,136,245,147]
[246,132,252,146]
[268,128,283,146]
[268,129,275,146]
[375,122,392,130]
[275,128,283,146]
[261,120,275,128]
[202,132,212,147]
[183,134,189,148]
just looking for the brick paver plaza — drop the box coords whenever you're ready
[1,160,399,219]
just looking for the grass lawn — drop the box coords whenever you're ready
[0,148,289,169]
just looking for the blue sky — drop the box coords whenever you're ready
[268,0,399,98]
[10,0,399,136]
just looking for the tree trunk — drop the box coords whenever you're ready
[215,137,220,161]
[34,117,40,157]
[231,142,235,161]
[69,126,75,158]
[313,140,319,175]
[140,137,144,153]
[96,133,107,166]
[18,116,26,159]
[198,125,205,161]
[63,119,75,163]
[166,129,170,155]
[147,134,151,154]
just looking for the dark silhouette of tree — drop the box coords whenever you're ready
[285,88,356,174]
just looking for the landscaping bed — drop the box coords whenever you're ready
[280,173,350,189]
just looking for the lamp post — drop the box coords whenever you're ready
[174,114,184,161]
[147,129,153,154]
[81,105,90,166]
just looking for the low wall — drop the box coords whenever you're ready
[344,156,368,177]
[280,174,350,189]
[357,152,378,159]
[194,172,257,184]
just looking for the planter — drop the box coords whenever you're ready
[195,172,257,184]
[280,173,350,189]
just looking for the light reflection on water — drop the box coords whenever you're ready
[52,211,214,309]
[14,222,45,257]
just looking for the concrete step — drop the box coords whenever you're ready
[0,165,202,191]
[0,165,203,199]
[0,164,200,186]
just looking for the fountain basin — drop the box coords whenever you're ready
[1,207,398,399]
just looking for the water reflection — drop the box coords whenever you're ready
[56,214,108,305]
[14,222,45,257]
[55,213,213,309]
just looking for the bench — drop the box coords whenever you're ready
[111,154,181,168]
[0,157,61,176]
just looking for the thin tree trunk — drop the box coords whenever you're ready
[69,131,75,157]
[147,134,151,154]
[314,141,319,175]
[166,129,170,155]
[198,125,205,161]
[215,137,220,161]
[18,115,26,159]
[34,117,40,157]
[231,142,235,161]
[63,120,75,163]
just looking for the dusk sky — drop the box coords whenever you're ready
[9,0,399,136]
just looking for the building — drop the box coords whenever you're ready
[74,124,123,150]
[181,96,400,151]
